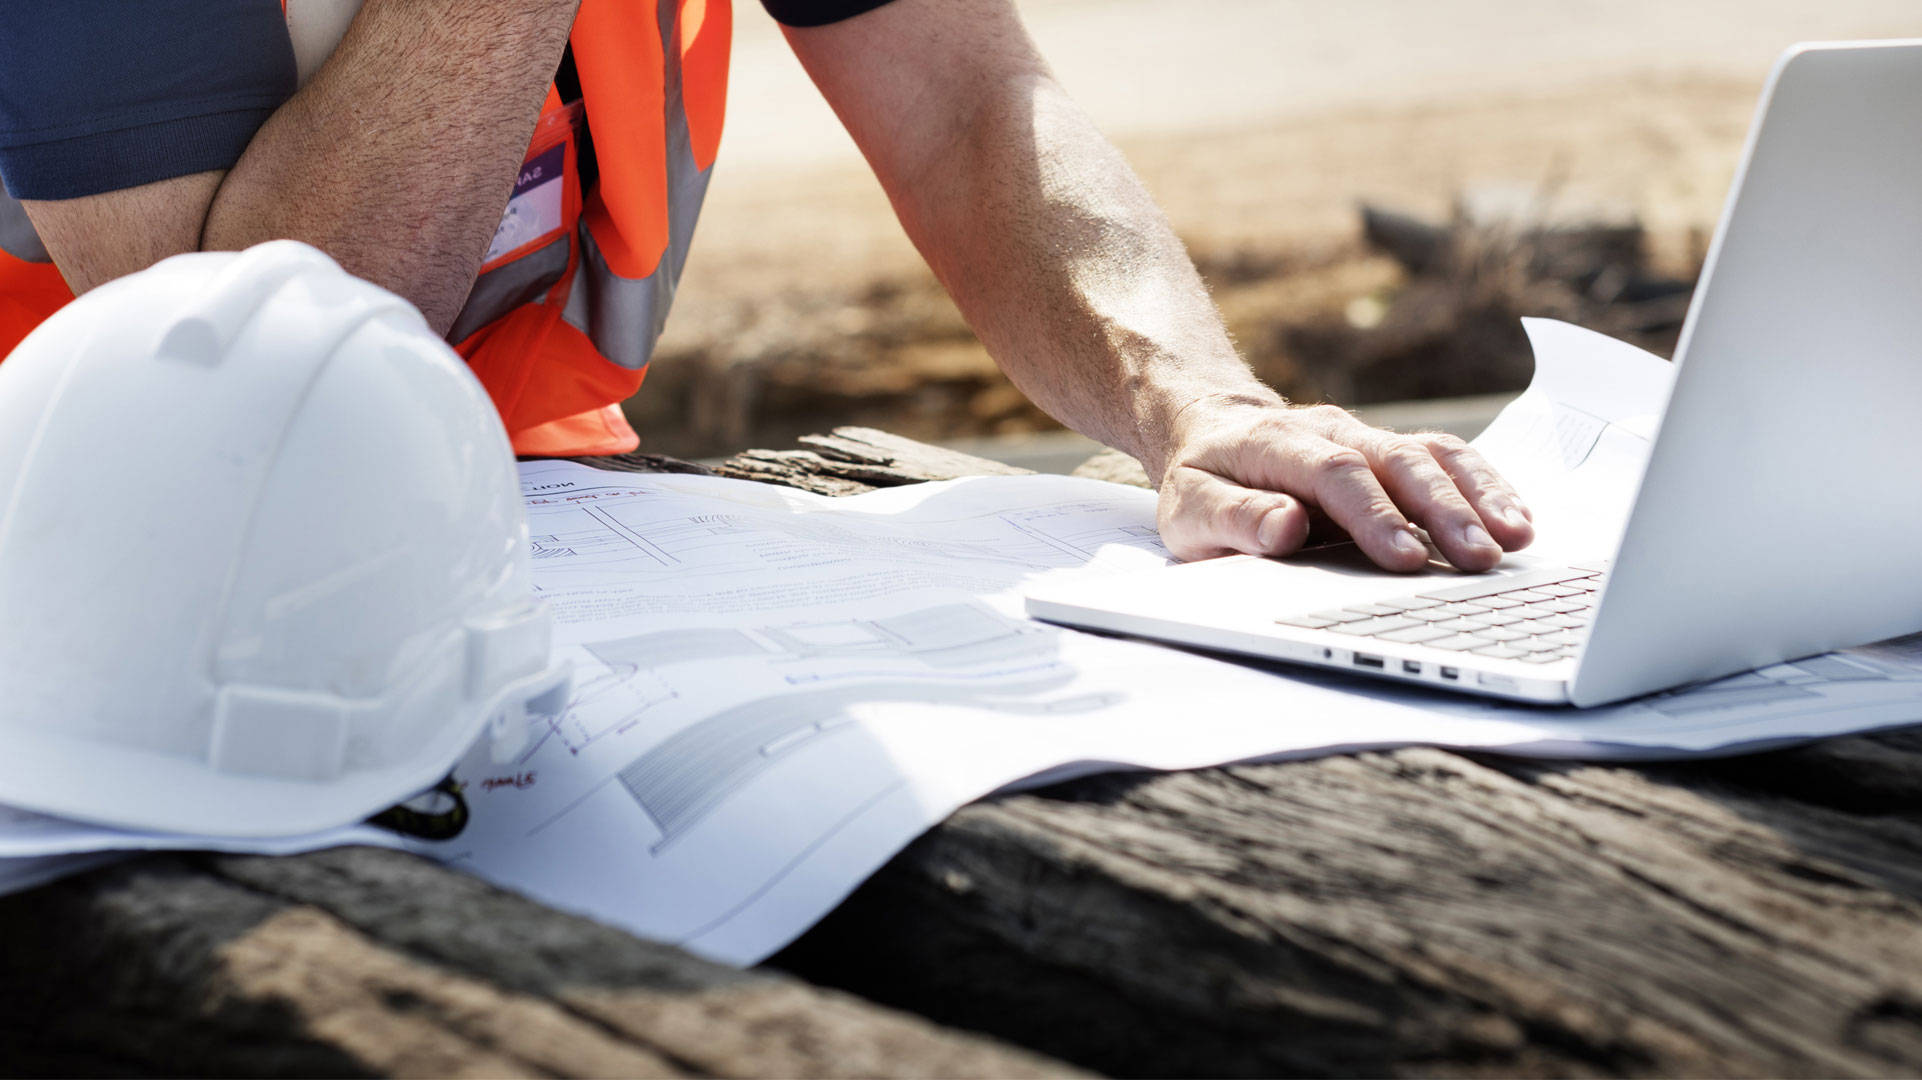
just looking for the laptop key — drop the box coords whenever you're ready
[1413,566,1592,602]
[1518,652,1568,664]
[1425,634,1487,651]
[1276,614,1341,629]
[1432,618,1485,633]
[1345,603,1402,617]
[1476,596,1524,610]
[1473,627,1527,642]
[1476,611,1524,626]
[1541,599,1589,614]
[1309,609,1373,623]
[1329,616,1423,637]
[1375,597,1445,612]
[1379,625,1456,644]
[1471,644,1529,659]
[1538,583,1586,598]
[1407,608,1457,622]
[1543,614,1588,629]
[1436,601,1492,616]
[1504,589,1556,603]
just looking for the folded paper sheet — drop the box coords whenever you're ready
[2,320,1917,964]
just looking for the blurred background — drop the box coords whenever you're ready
[632,0,1918,468]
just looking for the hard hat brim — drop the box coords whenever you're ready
[0,660,570,840]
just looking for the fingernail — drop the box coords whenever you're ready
[1463,523,1496,550]
[1501,505,1528,529]
[1257,510,1284,550]
[1391,529,1426,557]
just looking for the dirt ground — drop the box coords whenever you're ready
[629,1,1919,458]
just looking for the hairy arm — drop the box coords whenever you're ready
[787,0,1242,480]
[787,0,1533,570]
[23,0,577,335]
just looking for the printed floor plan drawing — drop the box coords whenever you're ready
[616,673,1117,852]
[523,479,1174,588]
[530,662,680,756]
[1644,648,1922,718]
[539,601,1088,846]
[763,603,1055,675]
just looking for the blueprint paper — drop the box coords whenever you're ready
[1,319,1918,966]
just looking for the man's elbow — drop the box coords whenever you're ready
[21,171,227,296]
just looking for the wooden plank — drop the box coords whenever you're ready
[0,836,1074,1077]
[712,428,1922,1078]
[713,426,1031,494]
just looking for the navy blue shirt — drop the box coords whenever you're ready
[0,1,296,200]
[0,0,897,202]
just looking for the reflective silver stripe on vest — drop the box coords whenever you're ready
[0,193,51,263]
[560,0,712,372]
[447,232,571,345]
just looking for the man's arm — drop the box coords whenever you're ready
[21,0,576,335]
[784,0,1535,571]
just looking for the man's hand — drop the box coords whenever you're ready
[788,0,1534,573]
[1156,396,1534,572]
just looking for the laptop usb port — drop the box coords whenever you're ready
[1401,660,1422,675]
[1439,666,1460,680]
[1353,653,1384,670]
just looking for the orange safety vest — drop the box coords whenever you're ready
[0,0,731,459]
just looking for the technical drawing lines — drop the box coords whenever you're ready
[1646,675,1821,717]
[528,521,636,561]
[527,504,672,566]
[1645,651,1922,718]
[764,603,1053,670]
[1000,502,1172,562]
[531,663,681,757]
[588,628,775,669]
[617,674,1107,853]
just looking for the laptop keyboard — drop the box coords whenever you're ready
[1276,562,1609,664]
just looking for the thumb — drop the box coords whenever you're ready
[1157,466,1312,562]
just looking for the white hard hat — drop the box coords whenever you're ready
[0,240,568,838]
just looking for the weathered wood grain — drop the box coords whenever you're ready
[715,430,1922,1078]
[712,426,1030,494]
[0,832,1072,1077]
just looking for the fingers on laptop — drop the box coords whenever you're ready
[1291,441,1437,571]
[1291,410,1531,570]
[1159,465,1311,561]
[1415,431,1535,551]
[1341,431,1506,571]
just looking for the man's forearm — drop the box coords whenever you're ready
[791,0,1532,571]
[886,73,1278,482]
[204,0,578,334]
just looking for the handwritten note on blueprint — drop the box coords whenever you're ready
[0,319,1917,965]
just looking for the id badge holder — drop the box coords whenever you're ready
[479,100,584,272]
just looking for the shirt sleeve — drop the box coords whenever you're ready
[759,0,899,29]
[0,0,296,201]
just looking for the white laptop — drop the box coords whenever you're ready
[1026,40,1922,708]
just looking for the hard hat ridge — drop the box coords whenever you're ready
[155,242,379,368]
